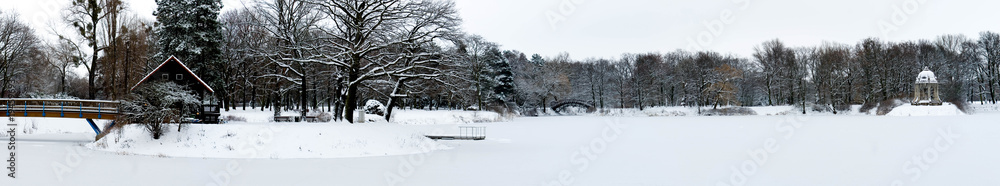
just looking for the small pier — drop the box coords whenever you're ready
[425,126,486,140]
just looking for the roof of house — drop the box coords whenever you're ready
[130,56,215,93]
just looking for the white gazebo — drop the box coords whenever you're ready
[912,67,942,106]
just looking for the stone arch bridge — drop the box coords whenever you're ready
[549,99,596,114]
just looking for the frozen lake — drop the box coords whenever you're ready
[5,114,1000,185]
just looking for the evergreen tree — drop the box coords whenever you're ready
[153,0,224,95]
[530,54,545,65]
[491,49,515,103]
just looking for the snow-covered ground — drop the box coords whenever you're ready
[885,103,965,116]
[388,109,506,125]
[4,105,1000,185]
[90,123,445,159]
[81,108,507,159]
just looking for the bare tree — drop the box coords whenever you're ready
[221,8,270,111]
[978,31,1000,104]
[45,38,85,95]
[304,0,461,123]
[457,35,500,110]
[247,0,325,117]
[811,42,852,113]
[65,0,112,99]
[0,12,39,97]
[753,39,796,105]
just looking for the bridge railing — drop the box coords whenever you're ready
[0,99,120,118]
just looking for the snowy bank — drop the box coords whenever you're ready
[389,110,505,125]
[884,103,965,116]
[89,123,447,159]
[589,106,800,117]
[220,107,506,125]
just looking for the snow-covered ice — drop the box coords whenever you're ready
[4,106,1000,185]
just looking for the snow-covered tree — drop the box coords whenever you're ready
[305,0,461,123]
[220,8,268,111]
[153,0,224,100]
[122,81,200,139]
[456,35,503,110]
[753,39,797,106]
[248,0,324,117]
[0,12,42,97]
[492,51,515,104]
[977,31,1000,104]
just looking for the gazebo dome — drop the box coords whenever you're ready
[916,67,937,84]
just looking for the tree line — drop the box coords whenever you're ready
[0,0,998,123]
[511,34,996,114]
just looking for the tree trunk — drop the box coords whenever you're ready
[344,76,358,123]
[1,67,10,97]
[385,96,397,121]
[766,77,773,106]
[301,73,307,118]
[385,79,404,121]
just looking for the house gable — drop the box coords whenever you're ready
[130,56,214,93]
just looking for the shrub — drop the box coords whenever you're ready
[876,99,904,116]
[702,107,757,116]
[27,92,78,99]
[811,103,832,113]
[948,99,969,114]
[316,112,333,122]
[364,100,386,116]
[859,101,878,114]
[122,81,200,139]
[222,115,247,122]
[833,104,852,113]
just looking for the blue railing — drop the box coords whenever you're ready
[0,99,119,118]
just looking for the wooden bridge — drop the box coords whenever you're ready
[0,99,119,135]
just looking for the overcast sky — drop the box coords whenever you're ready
[7,0,1000,60]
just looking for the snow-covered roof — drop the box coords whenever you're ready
[130,56,215,93]
[915,67,938,84]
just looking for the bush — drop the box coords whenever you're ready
[27,92,78,99]
[859,102,878,114]
[122,81,200,139]
[521,108,539,117]
[948,99,969,114]
[876,99,905,116]
[486,100,519,117]
[120,98,171,139]
[316,112,333,122]
[811,103,832,113]
[364,100,386,116]
[834,104,852,113]
[702,107,757,116]
[222,115,247,122]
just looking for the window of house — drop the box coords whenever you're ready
[176,74,183,80]
[161,73,169,79]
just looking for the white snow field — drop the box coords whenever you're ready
[4,106,1000,186]
[885,103,966,116]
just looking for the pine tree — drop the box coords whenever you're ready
[491,49,515,103]
[153,0,224,96]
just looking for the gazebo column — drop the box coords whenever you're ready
[933,84,942,104]
[913,84,922,104]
